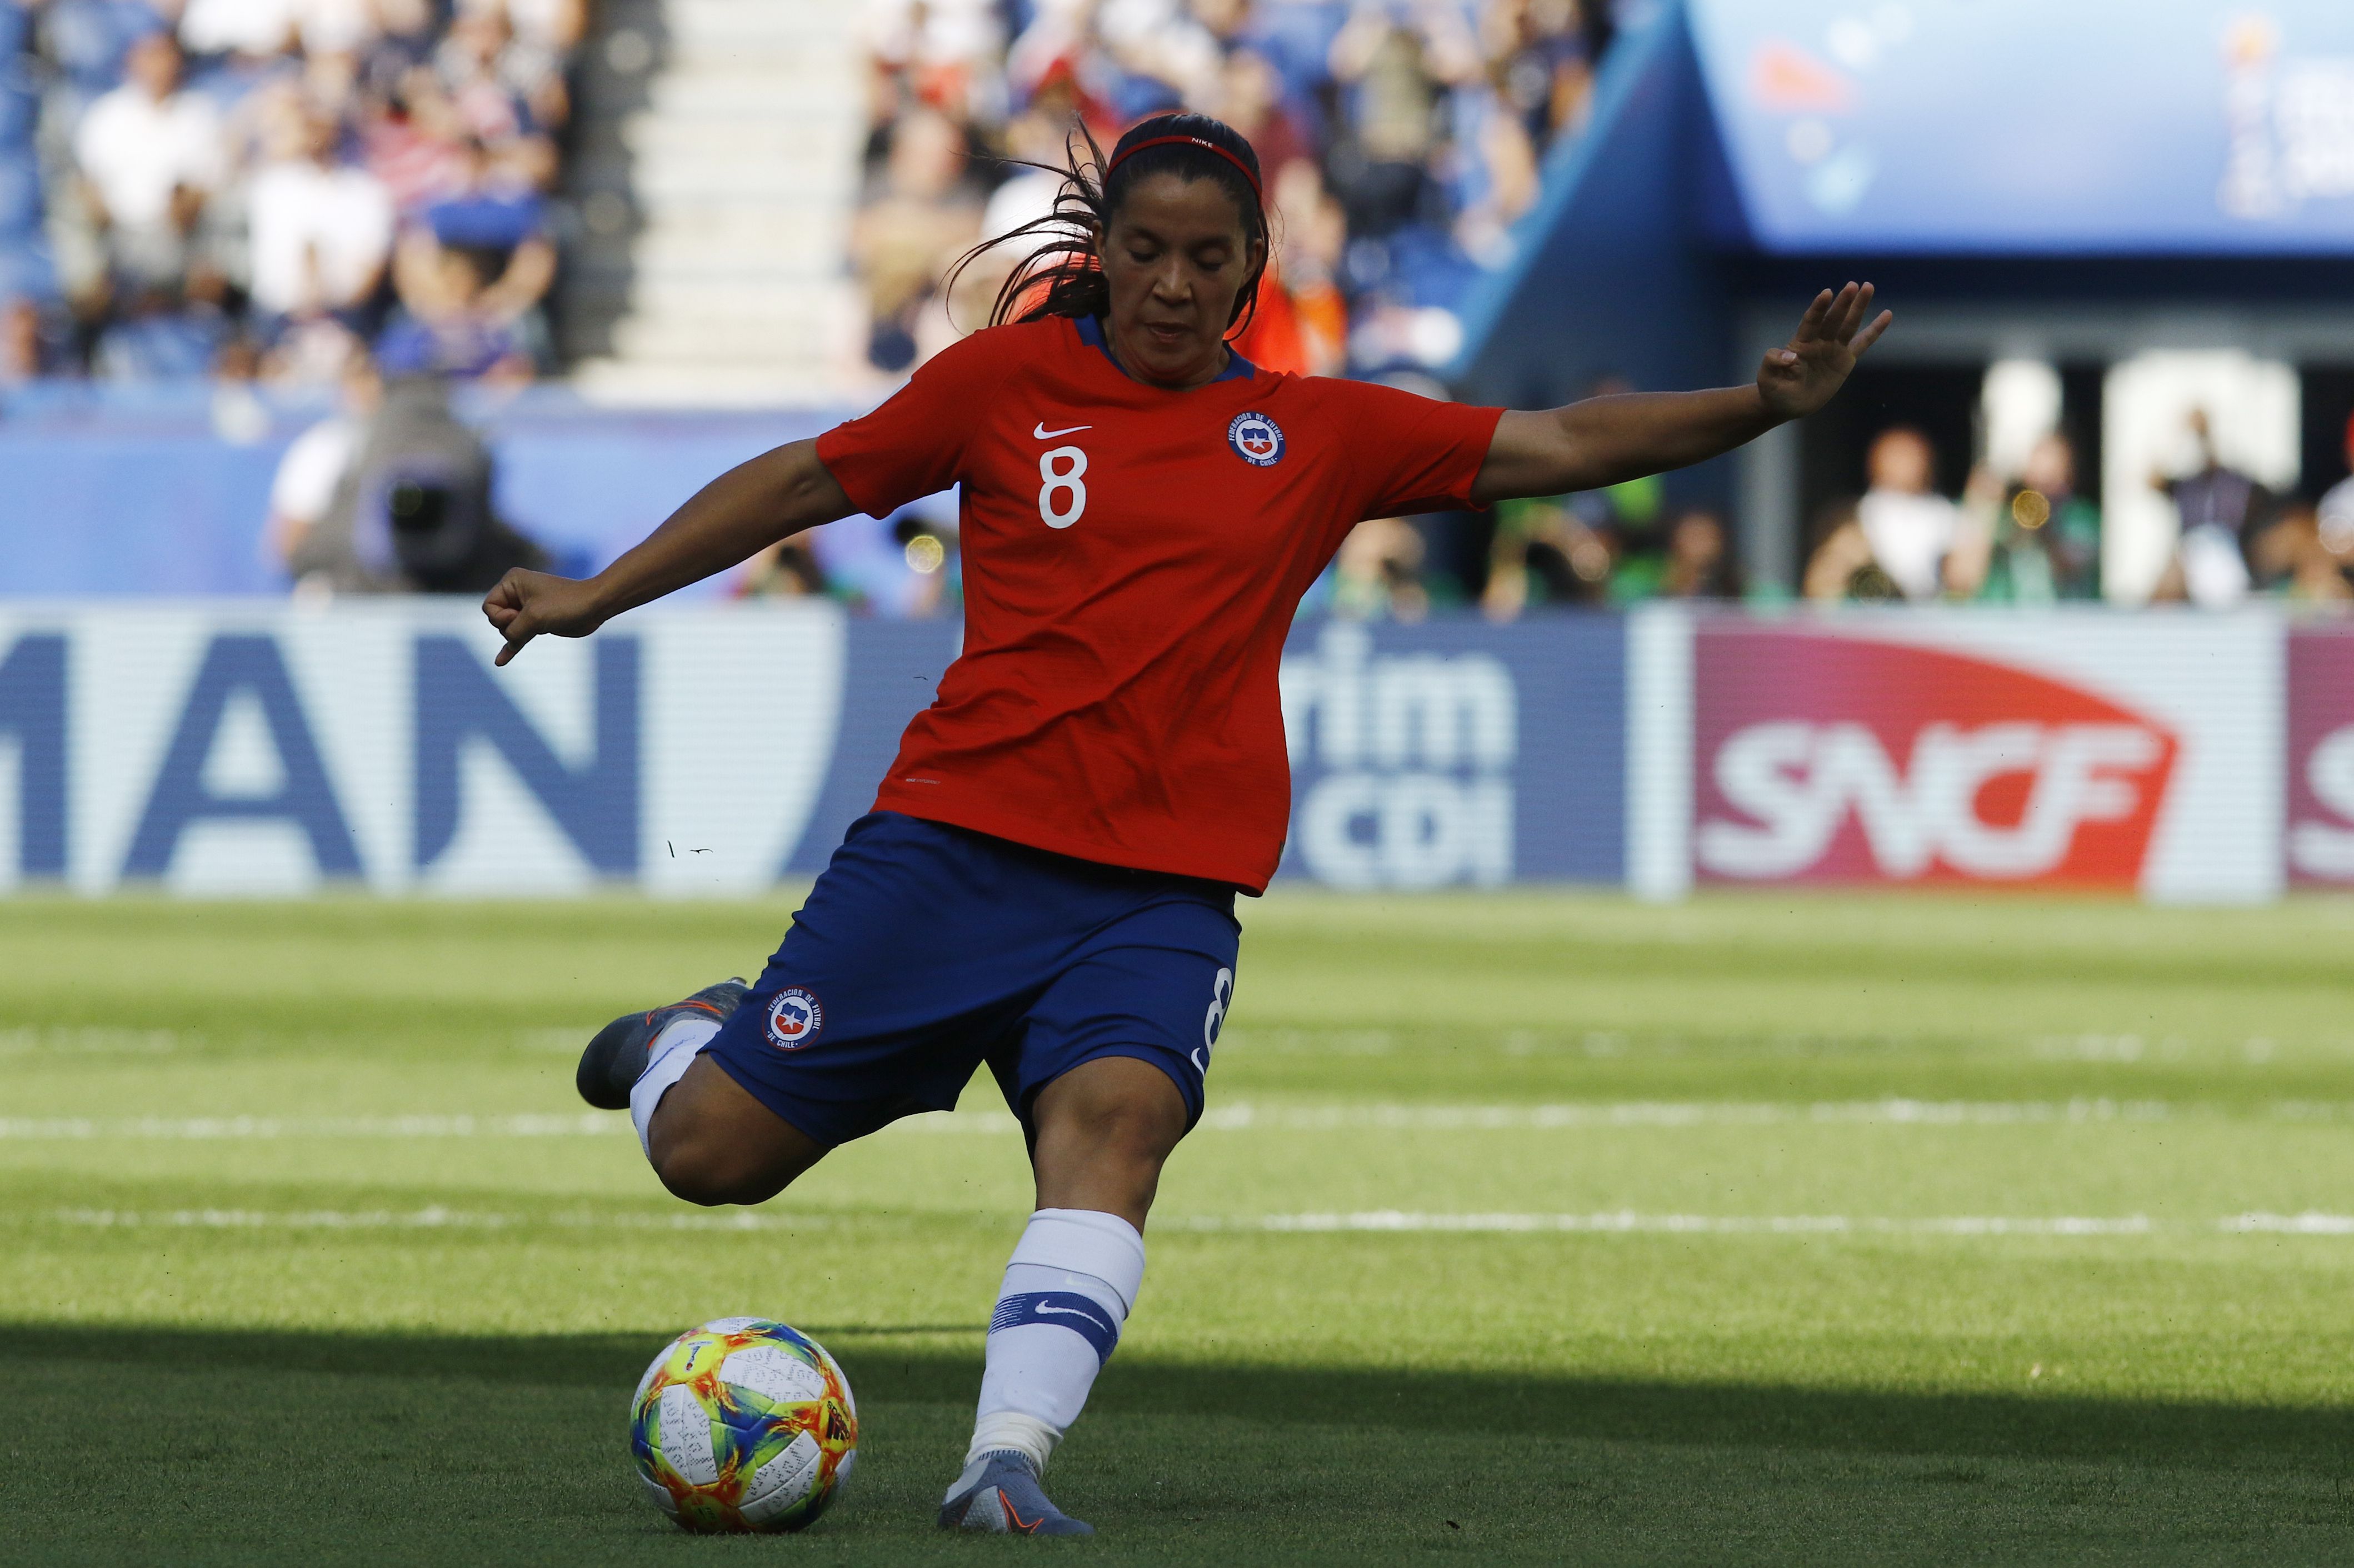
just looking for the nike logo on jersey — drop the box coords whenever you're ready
[1033,422,1092,439]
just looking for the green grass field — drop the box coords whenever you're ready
[7,892,2354,1565]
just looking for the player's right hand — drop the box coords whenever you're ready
[482,568,607,666]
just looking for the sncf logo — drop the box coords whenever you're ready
[1694,633,2179,886]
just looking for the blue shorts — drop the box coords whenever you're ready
[705,811,1242,1149]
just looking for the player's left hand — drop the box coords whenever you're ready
[1757,282,1892,421]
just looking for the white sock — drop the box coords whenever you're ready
[628,1015,719,1157]
[963,1208,1146,1476]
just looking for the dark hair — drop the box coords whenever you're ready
[948,114,1270,337]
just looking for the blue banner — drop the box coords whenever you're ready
[1690,0,2354,254]
[1277,617,1626,886]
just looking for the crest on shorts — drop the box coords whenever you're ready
[766,988,823,1050]
[1227,410,1284,467]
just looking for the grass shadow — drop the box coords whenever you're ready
[4,1320,2347,1474]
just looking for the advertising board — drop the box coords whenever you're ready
[1687,613,2281,901]
[0,605,1622,895]
[1278,617,1625,888]
[2287,625,2354,884]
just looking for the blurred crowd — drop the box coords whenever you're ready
[844,0,1645,383]
[0,0,580,385]
[1802,410,2354,610]
[766,0,1651,618]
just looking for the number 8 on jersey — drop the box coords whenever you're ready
[1038,446,1087,529]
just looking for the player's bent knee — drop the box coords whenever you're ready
[653,1134,797,1208]
[643,1054,826,1206]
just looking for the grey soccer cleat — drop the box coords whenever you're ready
[575,979,748,1110]
[937,1450,1094,1536]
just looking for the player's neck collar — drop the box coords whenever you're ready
[1076,314,1257,387]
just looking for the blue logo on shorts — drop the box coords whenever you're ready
[1227,411,1284,467]
[766,988,822,1050]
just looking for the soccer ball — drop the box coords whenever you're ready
[629,1317,858,1532]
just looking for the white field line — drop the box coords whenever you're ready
[0,1112,628,1140]
[18,1098,2353,1143]
[882,1099,2182,1134]
[43,1205,809,1232]
[33,1205,2354,1238]
[1172,1211,2158,1235]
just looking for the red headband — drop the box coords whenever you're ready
[1104,133,1263,201]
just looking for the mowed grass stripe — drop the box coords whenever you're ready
[35,1201,2354,1239]
[32,1096,2354,1140]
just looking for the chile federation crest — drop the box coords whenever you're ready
[1227,411,1285,467]
[766,988,823,1050]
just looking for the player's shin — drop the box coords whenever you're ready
[628,1015,721,1157]
[965,1208,1146,1473]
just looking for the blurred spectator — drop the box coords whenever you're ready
[268,344,379,582]
[1802,497,1897,603]
[34,0,167,102]
[497,0,587,60]
[1805,427,1983,603]
[1257,156,1349,375]
[1976,432,2100,603]
[1,293,52,380]
[2256,500,2354,605]
[1481,493,1609,615]
[363,63,471,212]
[851,106,984,374]
[1326,1,1476,242]
[2311,413,2354,587]
[864,0,1004,131]
[434,3,558,183]
[374,136,551,380]
[245,101,392,325]
[1483,0,1595,147]
[58,33,224,315]
[359,0,443,101]
[1216,47,1313,182]
[2149,408,2278,608]
[739,538,829,600]
[739,503,957,617]
[177,0,297,61]
[1612,507,1740,600]
[812,507,956,616]
[1334,514,1431,620]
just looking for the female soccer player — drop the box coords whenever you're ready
[484,113,1890,1536]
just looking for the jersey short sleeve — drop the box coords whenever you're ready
[814,329,1027,519]
[1326,379,1505,521]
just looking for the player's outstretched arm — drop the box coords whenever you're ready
[483,438,854,665]
[1470,283,1892,506]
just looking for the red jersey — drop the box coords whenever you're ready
[813,315,1503,892]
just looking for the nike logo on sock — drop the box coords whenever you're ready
[1033,422,1092,439]
[1032,1302,1111,1334]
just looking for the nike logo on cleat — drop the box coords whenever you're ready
[1033,422,1092,439]
[1000,1491,1041,1534]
